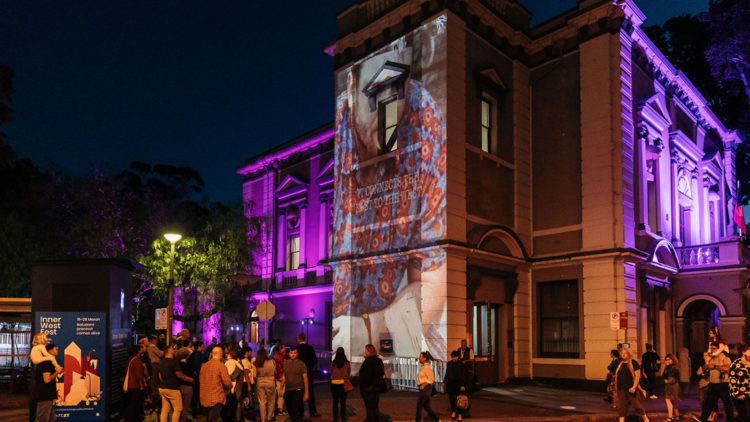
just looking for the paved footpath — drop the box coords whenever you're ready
[0,383,714,422]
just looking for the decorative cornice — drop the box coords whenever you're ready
[238,128,335,176]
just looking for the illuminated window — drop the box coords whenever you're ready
[287,235,300,270]
[328,223,334,258]
[538,280,579,358]
[380,99,398,154]
[481,99,491,153]
[249,310,259,343]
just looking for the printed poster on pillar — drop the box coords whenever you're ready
[38,312,106,421]
[331,14,449,359]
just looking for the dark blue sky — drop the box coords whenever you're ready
[0,0,708,204]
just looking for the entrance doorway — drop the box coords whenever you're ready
[683,299,720,379]
[473,301,506,384]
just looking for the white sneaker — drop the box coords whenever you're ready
[649,395,657,399]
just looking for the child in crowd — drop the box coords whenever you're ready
[30,332,62,370]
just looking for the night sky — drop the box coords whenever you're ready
[1,0,709,204]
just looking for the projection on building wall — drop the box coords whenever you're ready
[331,15,449,360]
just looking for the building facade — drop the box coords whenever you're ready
[242,0,747,384]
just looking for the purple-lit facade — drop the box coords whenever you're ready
[236,0,748,384]
[238,124,336,351]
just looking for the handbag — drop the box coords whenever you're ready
[430,382,439,396]
[344,378,354,392]
[457,394,469,410]
[123,357,133,393]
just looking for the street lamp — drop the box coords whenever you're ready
[164,233,182,346]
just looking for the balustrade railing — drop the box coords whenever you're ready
[281,274,298,288]
[679,246,720,266]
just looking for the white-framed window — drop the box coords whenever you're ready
[380,98,398,154]
[287,234,300,270]
[328,223,334,258]
[481,99,491,153]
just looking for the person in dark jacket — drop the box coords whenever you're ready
[359,344,385,422]
[189,341,208,417]
[296,333,320,417]
[443,351,467,421]
[641,343,661,399]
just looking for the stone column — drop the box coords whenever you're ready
[671,152,681,244]
[319,194,329,262]
[691,168,700,245]
[277,207,287,270]
[703,175,712,244]
[637,137,650,230]
[299,200,308,268]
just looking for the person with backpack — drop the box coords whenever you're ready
[641,344,661,399]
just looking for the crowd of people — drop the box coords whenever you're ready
[29,329,475,422]
[604,328,750,422]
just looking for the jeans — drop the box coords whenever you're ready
[35,400,56,422]
[276,378,285,411]
[159,388,183,422]
[284,388,304,422]
[331,383,348,421]
[734,396,750,422]
[206,404,223,422]
[416,385,439,422]
[178,386,192,422]
[700,383,735,422]
[362,388,380,422]
[124,389,144,422]
[257,377,276,421]
[447,384,464,417]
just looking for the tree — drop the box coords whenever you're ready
[0,61,15,169]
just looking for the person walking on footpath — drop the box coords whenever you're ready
[282,346,309,422]
[158,345,193,422]
[254,348,277,422]
[200,347,232,422]
[698,351,719,422]
[33,344,63,422]
[694,342,735,422]
[415,351,441,422]
[443,350,467,421]
[730,343,750,422]
[359,344,385,422]
[274,343,287,416]
[615,348,650,422]
[330,347,351,422]
[124,345,146,422]
[176,348,196,422]
[663,354,682,421]
[641,344,661,399]
[296,333,319,417]
[148,335,165,395]
[606,350,621,409]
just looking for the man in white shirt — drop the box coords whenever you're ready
[147,335,164,395]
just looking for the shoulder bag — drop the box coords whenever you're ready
[123,357,134,393]
[457,394,469,410]
[344,377,354,392]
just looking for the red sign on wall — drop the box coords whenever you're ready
[620,312,628,329]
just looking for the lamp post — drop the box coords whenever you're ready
[164,233,182,346]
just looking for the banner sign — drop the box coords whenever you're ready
[37,312,106,421]
[155,308,167,330]
[610,312,628,330]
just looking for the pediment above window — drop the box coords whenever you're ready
[476,68,508,102]
[315,159,334,188]
[637,91,672,133]
[275,175,309,201]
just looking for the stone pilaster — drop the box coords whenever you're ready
[319,194,329,263]
[513,61,532,254]
[277,207,287,270]
[299,200,308,267]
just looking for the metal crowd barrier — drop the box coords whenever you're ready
[387,355,446,394]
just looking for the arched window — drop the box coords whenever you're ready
[249,310,259,344]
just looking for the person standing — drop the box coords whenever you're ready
[415,352,441,422]
[274,343,287,416]
[177,348,196,422]
[662,354,681,422]
[254,348,277,422]
[358,344,384,422]
[33,344,63,422]
[223,350,245,422]
[148,335,165,395]
[158,346,193,422]
[456,340,473,380]
[296,333,319,417]
[695,342,735,422]
[697,351,718,422]
[283,346,309,422]
[730,343,750,422]
[200,347,232,422]
[641,344,661,399]
[606,350,621,409]
[330,347,351,422]
[615,348,650,422]
[206,338,219,356]
[189,341,208,417]
[124,345,146,422]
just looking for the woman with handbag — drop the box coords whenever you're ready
[330,347,352,422]
[359,344,385,422]
[416,351,442,422]
[443,350,467,421]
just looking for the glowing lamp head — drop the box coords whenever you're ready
[164,234,182,242]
